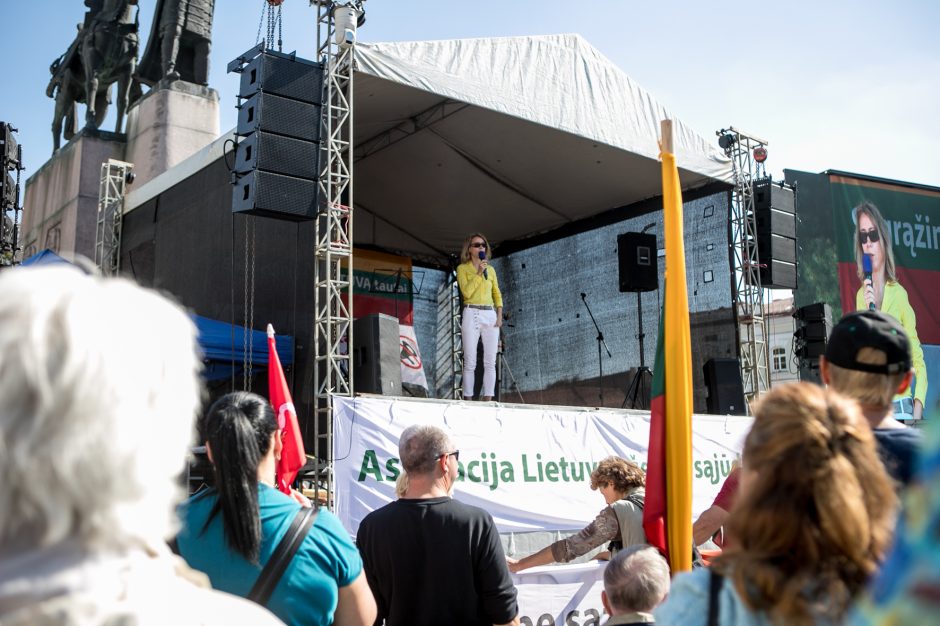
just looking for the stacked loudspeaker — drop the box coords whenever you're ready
[1,122,22,262]
[228,44,324,220]
[793,301,832,365]
[793,302,832,384]
[753,179,797,289]
[703,358,746,415]
[352,313,402,396]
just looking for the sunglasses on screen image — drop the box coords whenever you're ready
[471,242,487,249]
[859,229,880,244]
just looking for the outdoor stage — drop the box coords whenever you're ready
[332,393,752,621]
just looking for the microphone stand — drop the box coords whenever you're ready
[580,292,612,406]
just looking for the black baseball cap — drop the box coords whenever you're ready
[824,310,912,375]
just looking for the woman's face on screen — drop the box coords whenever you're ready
[858,213,884,272]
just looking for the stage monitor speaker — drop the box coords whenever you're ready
[617,232,658,293]
[232,170,321,220]
[235,131,320,181]
[352,313,402,396]
[703,358,746,415]
[236,91,321,143]
[753,178,795,214]
[239,50,323,104]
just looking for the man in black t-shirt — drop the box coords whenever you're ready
[356,425,519,626]
[821,310,923,487]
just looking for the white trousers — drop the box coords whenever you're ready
[462,307,499,398]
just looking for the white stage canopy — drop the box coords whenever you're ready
[353,34,733,264]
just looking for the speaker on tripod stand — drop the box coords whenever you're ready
[617,230,658,409]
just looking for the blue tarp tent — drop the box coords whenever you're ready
[193,315,294,381]
[21,249,70,266]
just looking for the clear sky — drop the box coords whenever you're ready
[3,1,939,187]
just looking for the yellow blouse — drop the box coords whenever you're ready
[457,261,503,308]
[855,280,928,406]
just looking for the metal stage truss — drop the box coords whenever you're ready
[95,159,133,276]
[720,127,771,407]
[313,2,358,508]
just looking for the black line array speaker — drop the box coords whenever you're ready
[229,46,323,221]
[793,302,832,361]
[703,358,746,415]
[352,313,402,396]
[753,179,797,289]
[1,171,15,208]
[617,232,658,293]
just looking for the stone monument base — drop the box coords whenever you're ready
[20,129,127,262]
[124,82,220,188]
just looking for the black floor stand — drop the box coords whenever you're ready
[622,291,654,409]
[581,292,612,406]
[623,366,653,409]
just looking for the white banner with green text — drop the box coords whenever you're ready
[333,395,751,535]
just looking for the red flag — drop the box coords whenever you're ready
[268,324,305,494]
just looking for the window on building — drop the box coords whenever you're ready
[773,346,787,371]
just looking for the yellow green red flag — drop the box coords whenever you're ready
[642,125,694,572]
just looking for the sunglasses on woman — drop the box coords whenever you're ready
[859,229,880,244]
[471,242,487,249]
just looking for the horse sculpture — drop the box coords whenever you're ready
[81,0,139,133]
[47,28,110,151]
[47,0,139,151]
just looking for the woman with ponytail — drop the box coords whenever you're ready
[655,383,898,626]
[176,392,376,626]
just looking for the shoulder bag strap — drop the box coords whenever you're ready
[707,569,723,626]
[248,505,319,606]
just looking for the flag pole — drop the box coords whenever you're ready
[661,119,673,154]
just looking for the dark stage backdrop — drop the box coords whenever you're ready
[413,188,737,412]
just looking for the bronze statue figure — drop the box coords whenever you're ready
[46,0,139,151]
[137,0,216,87]
[81,0,139,132]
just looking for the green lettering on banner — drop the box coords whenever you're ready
[468,460,482,483]
[499,461,515,487]
[522,454,539,482]
[358,450,383,482]
[566,608,601,625]
[385,457,401,481]
[544,461,559,482]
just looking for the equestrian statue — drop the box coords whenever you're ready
[46,0,140,151]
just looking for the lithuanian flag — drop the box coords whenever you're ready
[642,120,694,572]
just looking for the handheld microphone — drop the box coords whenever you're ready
[863,253,875,311]
[479,250,488,279]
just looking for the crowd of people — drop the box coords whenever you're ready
[0,243,936,625]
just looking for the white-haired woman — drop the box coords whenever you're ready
[0,267,281,625]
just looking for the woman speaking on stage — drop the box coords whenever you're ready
[457,232,503,401]
[853,201,928,420]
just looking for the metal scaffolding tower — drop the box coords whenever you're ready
[95,159,134,276]
[719,127,771,406]
[312,1,360,508]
